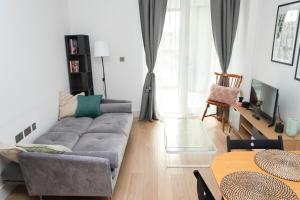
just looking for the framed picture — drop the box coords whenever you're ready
[296,50,300,81]
[271,1,300,65]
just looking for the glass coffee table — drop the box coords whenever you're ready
[164,117,217,168]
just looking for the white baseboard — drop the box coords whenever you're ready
[0,184,15,200]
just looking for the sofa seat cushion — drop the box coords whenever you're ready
[71,133,127,169]
[49,117,93,135]
[86,113,133,136]
[34,132,80,150]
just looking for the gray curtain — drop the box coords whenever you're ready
[211,0,240,73]
[138,0,168,121]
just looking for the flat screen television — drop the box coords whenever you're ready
[250,79,279,127]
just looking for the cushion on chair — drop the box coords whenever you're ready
[208,84,240,105]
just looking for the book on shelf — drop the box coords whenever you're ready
[69,60,79,73]
[69,39,78,54]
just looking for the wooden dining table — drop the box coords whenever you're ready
[211,151,300,199]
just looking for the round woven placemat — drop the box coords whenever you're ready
[255,150,300,181]
[220,171,298,200]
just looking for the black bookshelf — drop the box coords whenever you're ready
[64,35,94,95]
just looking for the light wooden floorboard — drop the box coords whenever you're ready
[6,118,231,200]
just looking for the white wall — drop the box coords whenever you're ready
[0,0,70,197]
[68,0,144,114]
[249,0,300,128]
[228,0,258,100]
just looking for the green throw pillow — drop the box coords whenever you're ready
[75,95,102,118]
[16,144,71,154]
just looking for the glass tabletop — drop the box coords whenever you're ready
[164,117,216,154]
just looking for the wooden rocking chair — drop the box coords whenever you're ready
[202,72,243,132]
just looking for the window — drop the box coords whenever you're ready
[156,0,218,117]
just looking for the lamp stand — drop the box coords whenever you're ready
[101,57,107,98]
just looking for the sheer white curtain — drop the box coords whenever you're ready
[156,0,218,117]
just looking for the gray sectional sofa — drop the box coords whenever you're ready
[1,99,133,198]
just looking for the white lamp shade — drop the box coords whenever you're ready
[94,41,110,57]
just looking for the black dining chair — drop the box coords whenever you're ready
[226,136,283,152]
[193,170,223,200]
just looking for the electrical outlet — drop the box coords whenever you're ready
[24,126,32,137]
[120,57,125,62]
[32,122,37,131]
[15,132,24,143]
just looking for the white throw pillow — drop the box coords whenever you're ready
[59,91,84,120]
[0,144,26,163]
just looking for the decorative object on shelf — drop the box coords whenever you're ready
[237,96,244,107]
[238,96,244,103]
[94,41,110,98]
[286,117,299,137]
[69,38,78,54]
[220,171,298,200]
[241,101,250,108]
[271,1,300,65]
[275,105,284,133]
[65,35,94,96]
[275,122,285,133]
[255,149,300,181]
[69,60,79,73]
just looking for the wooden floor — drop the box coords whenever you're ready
[7,118,231,200]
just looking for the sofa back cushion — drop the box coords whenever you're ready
[101,103,132,113]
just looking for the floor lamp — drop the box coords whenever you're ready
[94,41,110,98]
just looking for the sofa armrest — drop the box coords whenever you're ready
[101,103,132,113]
[64,151,119,169]
[19,152,113,197]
